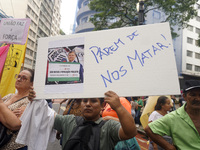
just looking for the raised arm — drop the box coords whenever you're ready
[104,91,137,140]
[0,96,21,130]
[145,125,176,150]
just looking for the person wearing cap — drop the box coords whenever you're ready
[144,80,200,150]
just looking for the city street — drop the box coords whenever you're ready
[135,132,148,150]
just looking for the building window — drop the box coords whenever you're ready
[81,16,88,24]
[153,10,161,19]
[186,63,192,70]
[187,50,193,57]
[195,65,200,72]
[25,58,32,65]
[195,52,200,59]
[27,39,34,47]
[34,52,37,59]
[26,48,30,55]
[196,3,200,9]
[187,25,193,32]
[83,0,89,6]
[30,50,33,56]
[195,40,200,46]
[27,6,31,13]
[196,16,200,22]
[187,37,193,44]
[195,27,200,34]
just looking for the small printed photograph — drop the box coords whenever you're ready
[45,45,84,85]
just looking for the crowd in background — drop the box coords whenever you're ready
[0,71,199,150]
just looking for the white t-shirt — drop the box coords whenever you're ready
[148,111,163,122]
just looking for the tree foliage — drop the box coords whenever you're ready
[89,0,198,37]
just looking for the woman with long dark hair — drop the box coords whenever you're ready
[148,96,172,150]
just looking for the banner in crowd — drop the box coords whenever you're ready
[0,18,31,45]
[0,44,26,97]
[34,22,180,99]
[0,45,10,77]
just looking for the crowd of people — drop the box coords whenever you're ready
[0,68,200,150]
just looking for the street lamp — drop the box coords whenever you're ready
[136,0,145,25]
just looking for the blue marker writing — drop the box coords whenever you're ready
[90,38,125,64]
[101,66,127,88]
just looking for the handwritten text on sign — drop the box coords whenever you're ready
[0,18,31,45]
[34,22,180,99]
[90,31,170,88]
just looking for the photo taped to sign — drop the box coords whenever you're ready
[44,37,85,94]
[46,45,84,85]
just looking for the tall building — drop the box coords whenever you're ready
[75,0,95,33]
[0,0,62,69]
[0,9,11,20]
[145,3,200,88]
[75,0,200,88]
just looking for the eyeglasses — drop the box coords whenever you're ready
[15,74,28,81]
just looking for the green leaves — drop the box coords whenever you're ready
[88,0,198,38]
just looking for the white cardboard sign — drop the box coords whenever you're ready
[0,18,31,45]
[34,22,180,99]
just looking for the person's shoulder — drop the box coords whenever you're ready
[55,114,76,123]
[162,109,180,120]
[101,119,121,135]
[149,111,161,121]
[150,111,158,116]
[104,119,120,127]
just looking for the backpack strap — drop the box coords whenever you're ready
[67,116,84,139]
[63,116,107,150]
[92,119,106,150]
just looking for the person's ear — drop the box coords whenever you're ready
[183,93,187,102]
[101,102,106,108]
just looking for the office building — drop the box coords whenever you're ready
[0,0,61,69]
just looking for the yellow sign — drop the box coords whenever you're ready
[0,44,26,97]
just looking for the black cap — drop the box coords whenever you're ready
[183,80,200,93]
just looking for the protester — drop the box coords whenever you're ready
[46,99,54,108]
[0,69,34,150]
[148,96,172,150]
[145,80,200,150]
[130,98,138,119]
[21,89,137,150]
[135,97,143,126]
[170,95,176,111]
[102,97,140,150]
[178,95,186,107]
